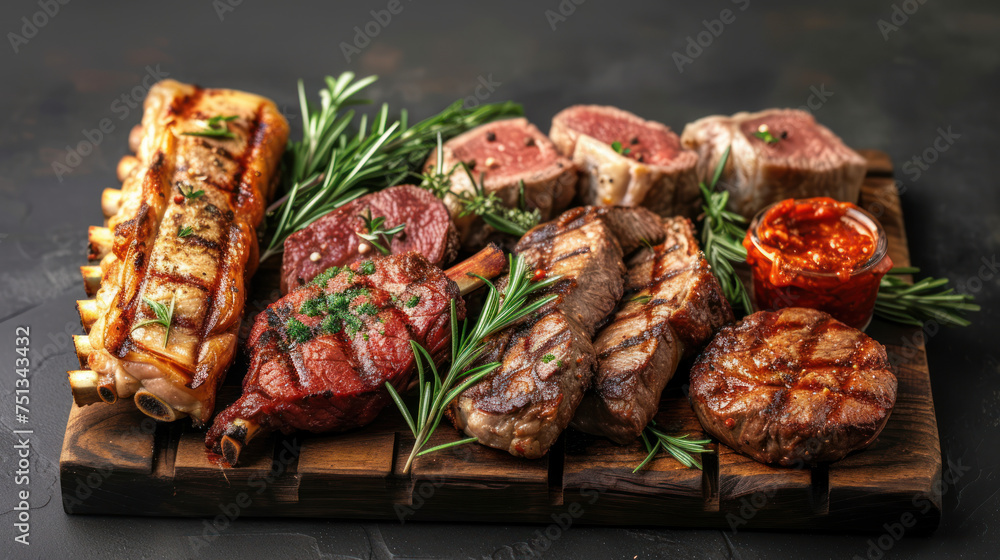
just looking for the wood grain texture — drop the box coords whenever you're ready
[59,150,942,532]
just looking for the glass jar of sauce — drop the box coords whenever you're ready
[743,197,892,330]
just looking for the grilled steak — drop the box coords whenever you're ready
[450,206,665,458]
[572,217,733,444]
[689,307,897,466]
[550,105,700,217]
[280,185,458,293]
[73,80,288,425]
[206,253,464,462]
[680,109,867,219]
[424,118,577,250]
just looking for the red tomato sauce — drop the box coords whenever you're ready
[744,197,892,329]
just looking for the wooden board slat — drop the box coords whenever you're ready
[60,150,943,533]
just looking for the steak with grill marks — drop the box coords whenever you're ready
[449,206,665,458]
[280,185,458,294]
[680,108,867,219]
[689,307,897,466]
[550,105,701,217]
[571,217,733,444]
[206,252,463,458]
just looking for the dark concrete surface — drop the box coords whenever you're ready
[1,0,997,558]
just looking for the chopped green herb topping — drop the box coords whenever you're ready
[542,354,556,363]
[357,260,375,275]
[611,141,631,155]
[355,302,379,316]
[344,314,363,336]
[177,225,194,238]
[557,360,564,367]
[286,318,311,343]
[300,298,326,317]
[320,315,343,335]
[405,295,421,308]
[311,266,341,287]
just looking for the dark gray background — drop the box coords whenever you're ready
[1,0,997,558]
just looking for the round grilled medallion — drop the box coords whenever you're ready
[689,307,897,466]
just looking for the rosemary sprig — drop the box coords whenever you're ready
[875,267,980,327]
[132,293,176,347]
[355,209,405,255]
[386,254,560,473]
[633,421,713,473]
[698,146,753,315]
[261,73,522,262]
[177,225,193,238]
[418,133,541,237]
[183,115,238,139]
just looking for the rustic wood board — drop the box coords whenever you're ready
[60,150,942,532]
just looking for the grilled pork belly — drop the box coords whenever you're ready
[424,118,578,249]
[689,307,897,466]
[70,80,289,425]
[450,206,665,458]
[680,108,867,219]
[206,252,469,466]
[550,105,700,217]
[571,217,733,444]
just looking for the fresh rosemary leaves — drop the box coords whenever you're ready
[132,294,176,347]
[385,254,559,473]
[611,140,631,155]
[752,124,780,144]
[261,73,522,262]
[875,267,980,327]
[355,209,405,255]
[698,146,754,315]
[182,115,238,139]
[633,422,714,472]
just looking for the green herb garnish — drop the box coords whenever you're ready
[357,261,375,275]
[321,315,343,335]
[182,115,238,139]
[699,146,753,315]
[405,295,421,308]
[752,125,780,144]
[631,295,652,304]
[131,294,176,347]
[541,354,556,363]
[285,318,311,343]
[311,266,341,287]
[874,267,980,327]
[611,141,631,155]
[356,209,406,255]
[386,254,561,473]
[177,225,193,238]
[355,302,379,316]
[633,421,713,473]
[178,183,205,200]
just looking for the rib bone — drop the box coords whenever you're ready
[87,226,113,261]
[76,299,99,331]
[134,388,186,422]
[67,370,103,406]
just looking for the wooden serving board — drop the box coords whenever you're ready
[60,150,942,533]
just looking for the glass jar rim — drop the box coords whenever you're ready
[747,198,889,279]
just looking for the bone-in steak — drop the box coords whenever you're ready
[689,307,897,466]
[680,108,867,219]
[424,118,577,250]
[449,206,665,458]
[206,253,463,455]
[572,217,733,444]
[550,105,701,217]
[280,185,457,294]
